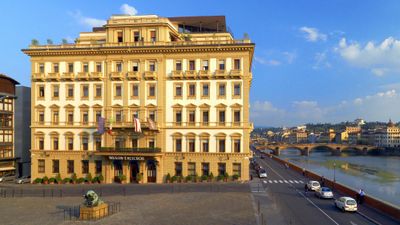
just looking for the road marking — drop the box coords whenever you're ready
[299,180,304,183]
[284,180,288,183]
[263,180,267,184]
[289,180,294,183]
[294,180,299,184]
[350,221,357,225]
[274,180,278,183]
[279,180,283,183]
[269,180,273,183]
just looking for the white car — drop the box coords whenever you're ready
[258,169,268,178]
[335,197,358,212]
[306,180,321,191]
[315,187,333,199]
[15,176,31,184]
[0,174,15,182]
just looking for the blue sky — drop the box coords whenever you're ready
[1,0,400,126]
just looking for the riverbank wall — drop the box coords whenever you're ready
[264,152,400,221]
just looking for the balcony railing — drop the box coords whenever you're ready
[77,72,90,80]
[198,70,209,78]
[126,71,140,80]
[230,69,243,78]
[32,73,45,81]
[98,147,161,153]
[214,70,226,79]
[166,121,248,128]
[144,71,157,80]
[61,72,75,80]
[47,73,60,80]
[185,70,196,79]
[110,72,123,80]
[90,72,103,80]
[171,70,183,79]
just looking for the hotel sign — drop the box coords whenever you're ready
[108,156,145,161]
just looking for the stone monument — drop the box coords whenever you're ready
[80,190,108,220]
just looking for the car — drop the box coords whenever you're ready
[260,155,265,159]
[0,174,15,182]
[258,169,268,178]
[335,197,358,212]
[315,187,333,199]
[306,180,321,191]
[15,176,31,184]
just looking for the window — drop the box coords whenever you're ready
[150,30,156,42]
[148,139,155,148]
[218,163,226,176]
[219,110,225,125]
[218,83,226,96]
[233,163,241,177]
[67,84,74,98]
[149,61,156,72]
[234,110,241,124]
[202,139,209,152]
[132,84,139,97]
[82,160,89,174]
[53,63,59,73]
[202,84,209,97]
[202,60,209,71]
[132,62,139,72]
[176,110,182,125]
[188,162,196,176]
[132,110,139,120]
[175,139,182,152]
[188,110,195,125]
[38,86,45,98]
[96,62,102,72]
[149,110,156,122]
[82,85,89,98]
[67,111,74,125]
[117,31,123,43]
[188,84,196,97]
[175,84,182,97]
[234,59,241,70]
[176,60,182,71]
[82,111,89,125]
[133,31,140,42]
[95,137,102,150]
[68,63,74,73]
[189,60,195,71]
[83,63,89,73]
[115,84,122,97]
[38,159,45,173]
[95,160,102,174]
[234,139,241,153]
[219,139,225,152]
[39,63,45,73]
[131,138,138,148]
[53,85,59,98]
[95,84,102,98]
[52,160,59,173]
[53,137,59,150]
[82,137,89,150]
[218,59,225,70]
[175,162,182,177]
[115,110,123,123]
[188,139,195,152]
[234,83,241,96]
[202,163,209,176]
[52,110,59,125]
[38,138,44,150]
[149,84,156,97]
[67,137,74,150]
[67,160,74,174]
[116,62,123,72]
[202,111,209,125]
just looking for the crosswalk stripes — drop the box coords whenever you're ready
[279,180,283,183]
[289,180,294,183]
[269,180,273,183]
[274,180,278,183]
[294,180,299,184]
[299,180,304,183]
[262,179,305,184]
[284,180,288,183]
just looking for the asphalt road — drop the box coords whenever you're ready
[253,151,400,225]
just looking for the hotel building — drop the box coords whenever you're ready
[23,15,254,183]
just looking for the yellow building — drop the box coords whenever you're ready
[23,15,254,183]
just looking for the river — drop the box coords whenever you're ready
[278,148,400,207]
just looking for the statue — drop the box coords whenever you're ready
[83,190,103,207]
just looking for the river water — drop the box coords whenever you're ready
[278,148,400,207]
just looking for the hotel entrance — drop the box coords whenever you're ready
[147,160,157,183]
[130,160,140,183]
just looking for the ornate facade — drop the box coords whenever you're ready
[23,15,254,183]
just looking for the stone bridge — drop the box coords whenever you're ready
[255,143,380,156]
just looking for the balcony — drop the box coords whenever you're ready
[230,69,243,78]
[126,71,140,80]
[61,72,75,80]
[171,70,183,79]
[144,71,157,80]
[98,147,161,153]
[90,72,103,80]
[185,70,197,79]
[198,70,210,78]
[214,70,227,79]
[110,72,123,80]
[32,73,45,81]
[77,72,90,80]
[47,73,60,81]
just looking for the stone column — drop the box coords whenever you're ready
[142,161,148,184]
[123,161,130,183]
[156,157,163,183]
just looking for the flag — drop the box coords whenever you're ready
[108,117,114,135]
[134,118,141,132]
[97,117,105,135]
[147,117,156,130]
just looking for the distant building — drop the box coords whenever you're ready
[335,131,348,144]
[289,129,308,144]
[15,86,31,177]
[0,74,19,177]
[354,118,365,126]
[374,120,400,148]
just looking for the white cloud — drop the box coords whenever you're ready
[312,52,331,70]
[70,11,106,27]
[283,51,297,64]
[299,26,327,42]
[120,4,138,15]
[336,37,400,76]
[254,57,281,66]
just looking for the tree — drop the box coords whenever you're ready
[31,39,39,46]
[46,39,53,45]
[62,38,68,44]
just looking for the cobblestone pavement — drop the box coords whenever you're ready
[0,192,257,225]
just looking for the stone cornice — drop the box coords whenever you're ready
[22,44,255,57]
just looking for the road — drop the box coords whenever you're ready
[252,150,400,225]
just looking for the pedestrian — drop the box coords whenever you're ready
[320,176,325,187]
[356,189,361,203]
[302,168,306,177]
[359,189,365,204]
[285,163,289,169]
[250,174,253,180]
[304,184,308,193]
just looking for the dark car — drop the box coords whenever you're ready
[0,174,15,182]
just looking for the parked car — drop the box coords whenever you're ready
[0,174,15,182]
[15,176,31,184]
[335,197,358,212]
[306,180,321,191]
[315,187,333,199]
[258,169,268,178]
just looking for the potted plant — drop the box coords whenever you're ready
[224,172,229,182]
[62,177,71,184]
[185,175,192,183]
[136,173,143,184]
[92,176,99,183]
[208,172,214,182]
[232,174,240,181]
[33,178,43,184]
[55,174,62,184]
[119,174,127,184]
[42,176,49,184]
[49,177,56,184]
[86,173,93,184]
[171,175,178,183]
[98,174,104,184]
[217,175,224,182]
[177,176,182,183]
[77,177,85,184]
[71,173,77,184]
[201,175,208,182]
[165,173,171,183]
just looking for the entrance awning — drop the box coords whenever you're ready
[0,166,15,172]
